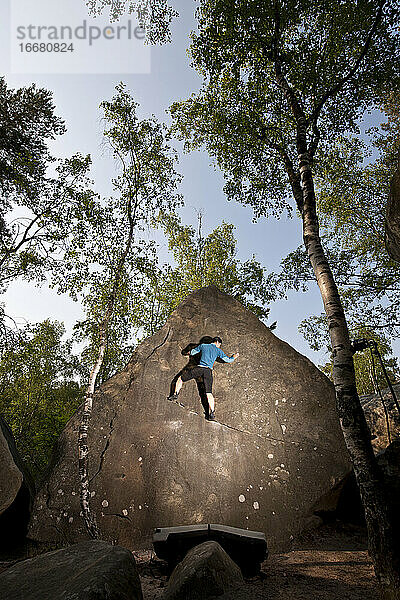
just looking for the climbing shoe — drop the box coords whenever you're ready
[168,393,179,402]
[207,410,216,421]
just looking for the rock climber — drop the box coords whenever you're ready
[168,336,239,421]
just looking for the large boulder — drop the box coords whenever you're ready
[164,540,244,600]
[385,165,400,261]
[376,440,400,532]
[28,286,350,551]
[0,417,23,515]
[310,385,400,523]
[360,382,400,453]
[0,415,34,548]
[0,540,143,600]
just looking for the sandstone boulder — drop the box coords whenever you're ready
[360,382,400,453]
[309,386,400,524]
[0,415,34,548]
[0,540,142,600]
[376,440,400,531]
[164,541,244,600]
[385,166,400,261]
[28,286,350,551]
[0,417,22,515]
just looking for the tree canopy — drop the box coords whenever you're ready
[168,1,400,593]
[85,0,177,43]
[0,320,83,479]
[151,212,280,324]
[281,95,400,357]
[0,77,93,347]
[48,84,183,379]
[170,1,400,217]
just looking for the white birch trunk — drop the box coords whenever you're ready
[78,338,106,538]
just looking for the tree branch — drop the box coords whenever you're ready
[311,0,386,123]
[258,122,303,211]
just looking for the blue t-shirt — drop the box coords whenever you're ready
[190,343,234,369]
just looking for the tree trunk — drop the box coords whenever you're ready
[299,151,400,599]
[77,192,137,537]
[78,334,106,539]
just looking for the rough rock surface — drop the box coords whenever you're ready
[309,385,400,523]
[0,416,34,547]
[0,540,143,600]
[28,286,350,551]
[360,382,400,453]
[0,417,23,515]
[385,166,400,261]
[164,540,244,600]
[376,441,400,534]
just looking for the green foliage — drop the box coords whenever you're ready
[0,76,65,198]
[72,263,160,381]
[0,77,94,300]
[0,320,84,479]
[281,97,400,348]
[170,1,400,219]
[143,212,281,330]
[318,326,400,396]
[85,0,177,43]
[378,89,400,168]
[50,83,183,382]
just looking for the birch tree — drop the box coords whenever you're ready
[53,83,182,537]
[85,0,177,43]
[169,1,400,596]
[144,212,281,330]
[281,119,400,347]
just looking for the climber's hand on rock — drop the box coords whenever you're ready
[233,352,239,359]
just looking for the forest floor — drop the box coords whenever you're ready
[135,521,379,600]
[0,521,378,599]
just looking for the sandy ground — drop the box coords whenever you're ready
[135,522,379,600]
[0,522,378,599]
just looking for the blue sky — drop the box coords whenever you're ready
[1,0,392,368]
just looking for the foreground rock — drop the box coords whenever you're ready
[29,286,350,551]
[164,541,244,600]
[0,540,143,600]
[360,382,400,453]
[385,165,400,261]
[0,416,34,548]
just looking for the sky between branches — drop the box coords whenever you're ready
[0,0,393,367]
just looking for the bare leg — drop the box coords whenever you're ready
[169,377,183,400]
[206,392,215,413]
[174,377,183,395]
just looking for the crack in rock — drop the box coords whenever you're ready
[168,397,337,455]
[145,327,171,362]
[103,512,132,522]
[45,481,52,510]
[168,397,284,440]
[90,412,117,484]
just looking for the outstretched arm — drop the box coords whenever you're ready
[219,349,239,363]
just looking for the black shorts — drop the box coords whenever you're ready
[181,366,213,394]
